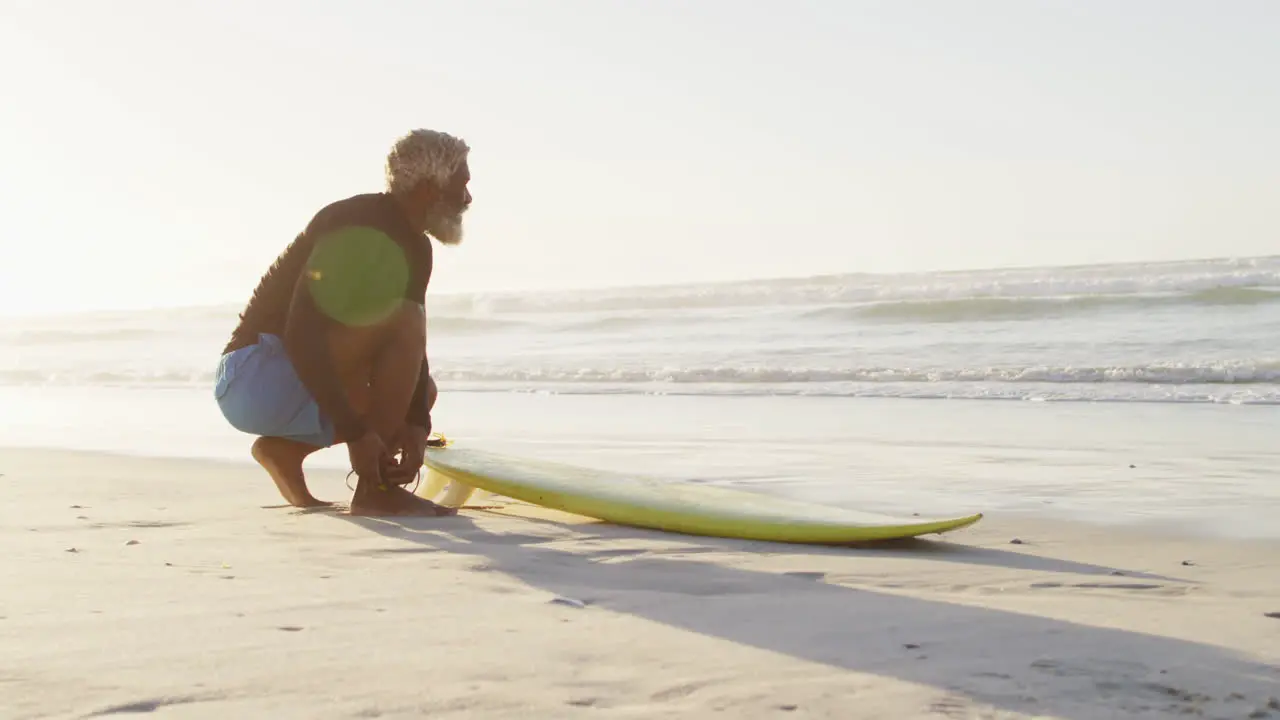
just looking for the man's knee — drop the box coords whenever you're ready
[333,301,423,349]
[326,301,425,379]
[386,301,426,349]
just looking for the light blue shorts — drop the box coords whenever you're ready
[214,333,336,448]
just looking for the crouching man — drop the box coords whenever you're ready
[214,129,471,516]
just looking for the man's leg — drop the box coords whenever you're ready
[252,437,331,507]
[249,370,370,508]
[248,342,373,508]
[340,304,448,515]
[250,302,445,515]
[350,303,423,445]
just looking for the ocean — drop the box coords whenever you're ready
[6,255,1280,403]
[3,256,1279,537]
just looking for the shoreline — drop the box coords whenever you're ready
[2,442,1276,546]
[1,447,1277,719]
[3,386,1279,541]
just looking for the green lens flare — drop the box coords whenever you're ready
[305,226,409,326]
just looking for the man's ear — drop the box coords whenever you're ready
[410,180,438,208]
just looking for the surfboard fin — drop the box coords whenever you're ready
[418,468,477,508]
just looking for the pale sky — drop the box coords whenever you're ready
[1,0,1276,314]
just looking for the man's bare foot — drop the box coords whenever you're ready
[350,480,457,517]
[251,437,331,508]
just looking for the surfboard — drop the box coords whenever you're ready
[420,441,982,544]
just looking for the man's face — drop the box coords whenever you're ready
[421,161,472,246]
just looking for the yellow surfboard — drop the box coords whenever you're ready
[420,441,982,544]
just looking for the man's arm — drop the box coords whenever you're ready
[405,360,431,434]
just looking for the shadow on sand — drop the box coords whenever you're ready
[331,512,1278,718]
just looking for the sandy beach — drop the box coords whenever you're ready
[2,446,1277,720]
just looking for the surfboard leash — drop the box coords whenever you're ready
[340,432,448,493]
[343,467,423,494]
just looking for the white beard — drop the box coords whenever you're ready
[424,209,465,246]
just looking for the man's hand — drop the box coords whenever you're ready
[386,424,430,485]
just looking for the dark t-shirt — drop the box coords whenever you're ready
[224,192,433,440]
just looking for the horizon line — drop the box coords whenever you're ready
[3,252,1276,320]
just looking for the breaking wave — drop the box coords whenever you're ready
[804,286,1280,324]
[427,256,1280,316]
[12,360,1276,390]
[431,361,1280,386]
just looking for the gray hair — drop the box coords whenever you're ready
[384,129,470,197]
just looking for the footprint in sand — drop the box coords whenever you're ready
[84,695,205,716]
[1030,581,1164,591]
[927,695,972,718]
[650,679,716,702]
[782,571,827,581]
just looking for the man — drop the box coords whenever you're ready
[214,129,471,517]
